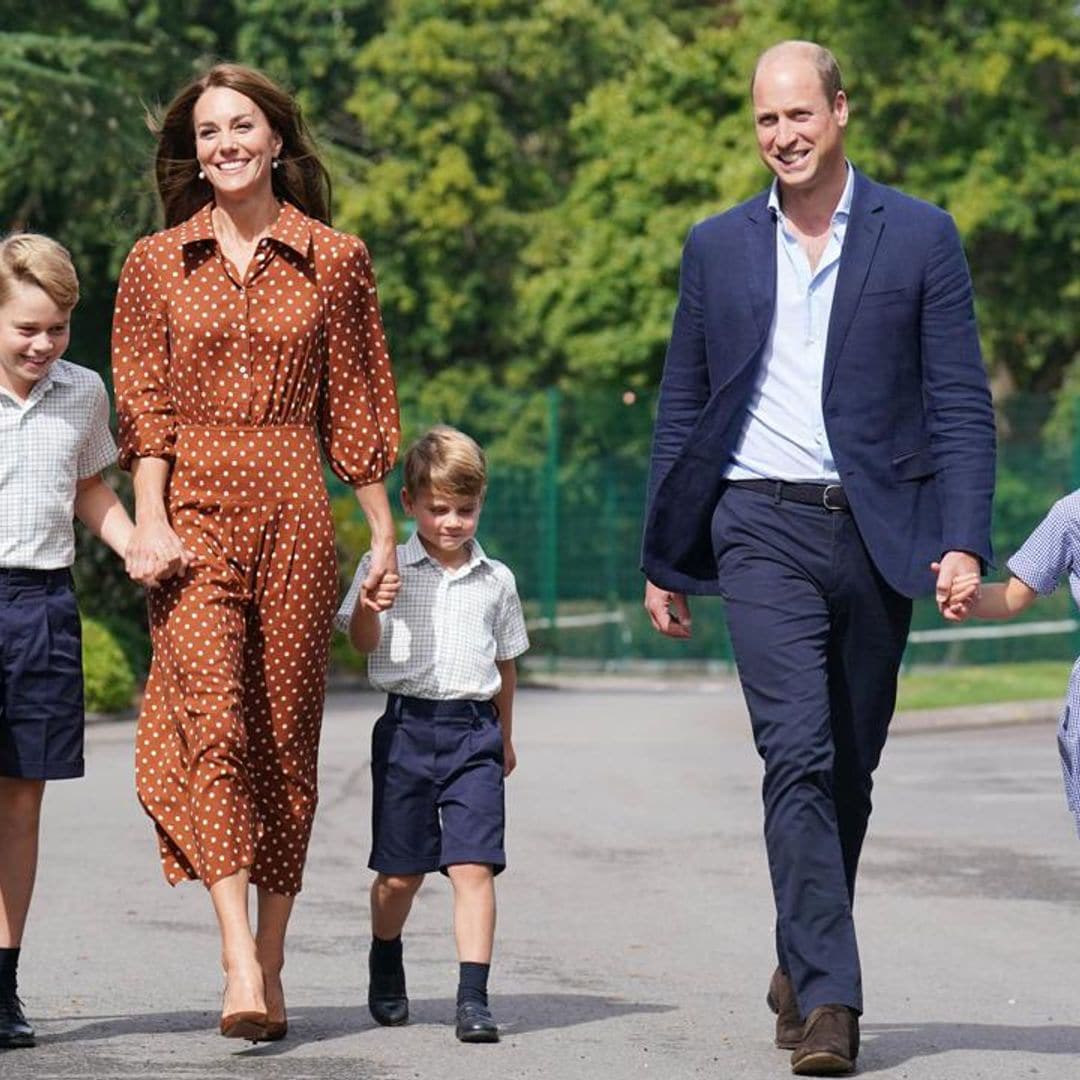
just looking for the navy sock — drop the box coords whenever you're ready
[0,947,19,997]
[370,935,403,975]
[457,961,490,1008]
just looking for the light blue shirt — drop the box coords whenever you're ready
[1007,492,1080,837]
[726,164,854,482]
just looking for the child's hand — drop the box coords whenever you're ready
[126,521,195,589]
[502,737,517,778]
[931,563,980,621]
[362,571,401,612]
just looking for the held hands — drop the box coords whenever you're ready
[360,539,401,612]
[931,551,982,622]
[361,570,401,612]
[644,580,692,639]
[125,518,195,588]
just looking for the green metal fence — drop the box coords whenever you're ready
[337,389,1079,672]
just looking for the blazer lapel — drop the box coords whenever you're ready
[742,194,777,344]
[822,172,885,400]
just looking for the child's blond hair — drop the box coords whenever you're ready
[0,233,80,311]
[403,426,487,499]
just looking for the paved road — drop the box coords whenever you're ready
[8,687,1080,1079]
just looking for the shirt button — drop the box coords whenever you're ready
[238,366,248,375]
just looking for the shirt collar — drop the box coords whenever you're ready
[402,531,490,572]
[177,199,312,258]
[0,360,69,407]
[768,160,854,224]
[42,359,72,386]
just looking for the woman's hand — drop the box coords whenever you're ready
[125,518,194,588]
[361,539,400,611]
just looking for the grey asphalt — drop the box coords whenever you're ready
[8,686,1080,1080]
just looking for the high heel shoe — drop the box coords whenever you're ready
[261,970,287,1041]
[220,1009,269,1040]
[262,1019,288,1041]
[220,980,268,1041]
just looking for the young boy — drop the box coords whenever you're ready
[0,233,135,1049]
[337,425,529,1043]
[942,494,1080,837]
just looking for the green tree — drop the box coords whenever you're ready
[517,0,1078,408]
[336,0,658,432]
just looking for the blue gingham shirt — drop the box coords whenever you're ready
[336,532,529,700]
[1007,492,1080,835]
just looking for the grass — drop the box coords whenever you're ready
[896,661,1073,711]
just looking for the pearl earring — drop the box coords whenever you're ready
[198,169,205,180]
[272,158,280,170]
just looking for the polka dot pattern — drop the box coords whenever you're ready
[111,201,401,896]
[111,199,400,485]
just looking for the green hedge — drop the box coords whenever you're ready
[82,616,137,714]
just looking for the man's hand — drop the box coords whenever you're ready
[644,580,692,639]
[933,551,982,622]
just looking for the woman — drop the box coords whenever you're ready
[112,63,400,1040]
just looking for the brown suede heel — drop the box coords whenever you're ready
[262,1019,288,1041]
[219,1010,269,1041]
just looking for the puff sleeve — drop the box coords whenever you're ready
[111,238,176,469]
[317,238,400,485]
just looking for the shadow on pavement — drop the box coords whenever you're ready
[40,993,674,1054]
[861,1021,1080,1071]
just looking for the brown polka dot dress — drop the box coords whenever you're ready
[112,200,399,895]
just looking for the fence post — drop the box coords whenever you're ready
[602,462,621,665]
[541,387,560,671]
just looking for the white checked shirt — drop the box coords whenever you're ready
[0,360,117,569]
[336,532,530,700]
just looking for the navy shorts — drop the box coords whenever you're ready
[370,693,506,876]
[0,568,85,780]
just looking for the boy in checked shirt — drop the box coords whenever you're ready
[337,425,528,1044]
[0,233,136,1049]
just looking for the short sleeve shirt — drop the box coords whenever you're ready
[0,360,118,569]
[336,532,530,700]
[1008,492,1080,831]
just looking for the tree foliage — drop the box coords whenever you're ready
[2,0,1076,423]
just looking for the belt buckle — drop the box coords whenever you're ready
[822,484,845,511]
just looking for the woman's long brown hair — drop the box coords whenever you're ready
[150,63,332,227]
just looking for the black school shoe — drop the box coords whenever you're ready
[455,1001,499,1043]
[0,993,35,1049]
[368,947,409,1026]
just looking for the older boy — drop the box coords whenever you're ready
[337,425,528,1043]
[0,233,135,1049]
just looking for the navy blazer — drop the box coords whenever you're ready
[642,169,996,600]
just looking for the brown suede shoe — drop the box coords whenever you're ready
[766,967,804,1049]
[790,1004,859,1076]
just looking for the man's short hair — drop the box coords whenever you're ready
[751,41,845,104]
[0,233,80,311]
[403,425,487,499]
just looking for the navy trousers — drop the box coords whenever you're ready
[712,484,912,1015]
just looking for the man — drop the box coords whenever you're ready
[642,41,995,1076]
